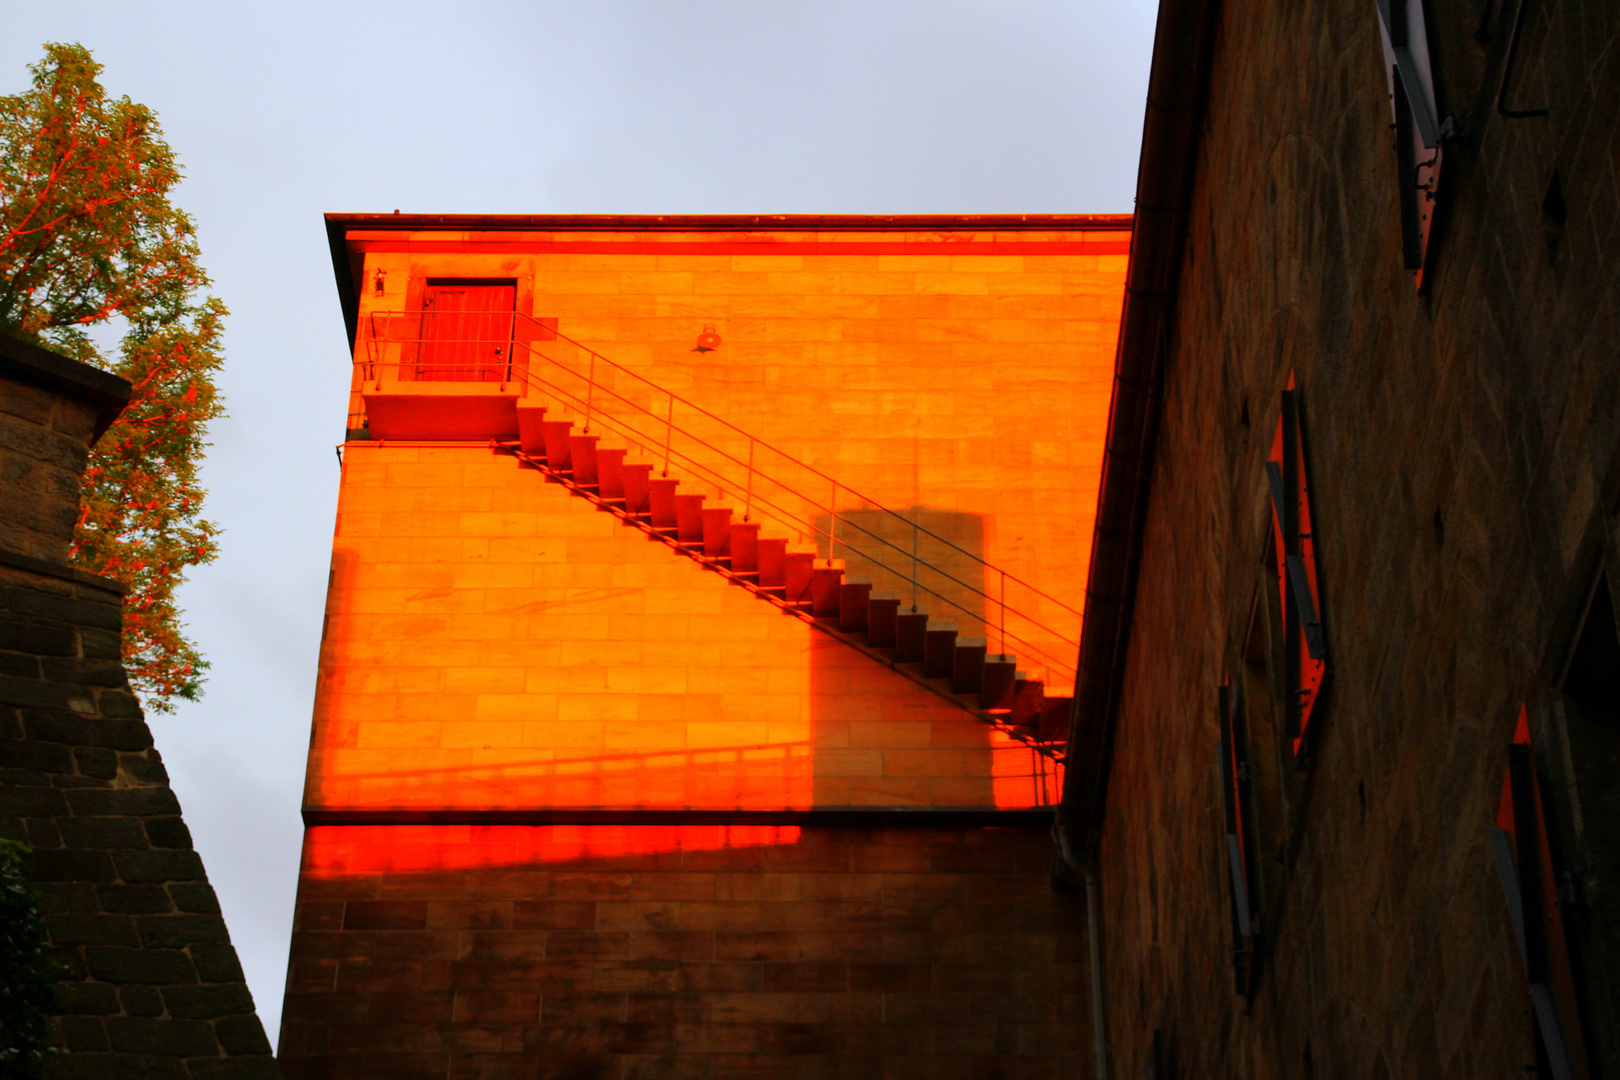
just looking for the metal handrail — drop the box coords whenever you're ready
[511,368,1079,682]
[356,309,1083,686]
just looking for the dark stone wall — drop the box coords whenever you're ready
[279,824,1089,1080]
[0,337,278,1078]
[0,370,100,563]
[1094,0,1620,1077]
[0,562,280,1078]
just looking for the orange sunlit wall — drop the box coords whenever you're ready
[308,216,1128,816]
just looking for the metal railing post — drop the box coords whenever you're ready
[744,438,755,522]
[829,482,838,562]
[911,515,919,609]
[504,310,515,382]
[662,392,675,477]
[584,350,597,433]
[1000,572,1007,656]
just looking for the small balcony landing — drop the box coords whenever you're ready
[360,375,526,441]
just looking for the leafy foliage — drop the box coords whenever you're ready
[74,304,226,702]
[0,43,205,350]
[0,43,225,710]
[0,841,56,1078]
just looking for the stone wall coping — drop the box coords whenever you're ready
[0,544,128,595]
[0,332,132,443]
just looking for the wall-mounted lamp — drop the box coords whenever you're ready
[373,270,386,297]
[693,324,721,352]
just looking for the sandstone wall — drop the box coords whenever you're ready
[348,223,1128,674]
[1094,0,1620,1076]
[278,824,1089,1079]
[308,444,1059,813]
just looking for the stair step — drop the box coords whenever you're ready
[596,448,627,503]
[1039,696,1072,743]
[674,493,706,547]
[866,590,902,646]
[730,522,761,575]
[539,420,574,473]
[809,560,845,618]
[568,435,600,490]
[783,548,816,607]
[622,463,653,518]
[980,654,1017,713]
[951,636,988,694]
[895,605,929,662]
[701,507,733,561]
[1010,675,1045,727]
[922,620,958,679]
[517,402,547,455]
[509,430,1067,742]
[648,477,680,531]
[838,575,873,633]
[757,537,788,590]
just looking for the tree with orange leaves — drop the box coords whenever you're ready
[0,43,226,711]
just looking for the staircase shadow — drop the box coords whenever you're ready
[811,508,999,810]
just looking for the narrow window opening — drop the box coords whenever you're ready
[1543,170,1568,258]
[1542,170,1568,224]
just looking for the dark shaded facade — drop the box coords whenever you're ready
[1061,0,1620,1077]
[0,334,280,1078]
[282,824,1089,1079]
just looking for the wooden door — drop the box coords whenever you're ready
[418,283,516,382]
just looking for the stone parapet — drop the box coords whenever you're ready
[0,334,279,1078]
[0,334,130,564]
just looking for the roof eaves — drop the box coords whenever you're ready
[322,212,1135,348]
[1059,0,1222,845]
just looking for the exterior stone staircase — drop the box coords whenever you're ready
[498,411,1073,757]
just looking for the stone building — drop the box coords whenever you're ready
[277,214,1127,1077]
[1059,0,1620,1077]
[0,333,280,1078]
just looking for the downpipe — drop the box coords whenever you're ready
[1056,819,1108,1080]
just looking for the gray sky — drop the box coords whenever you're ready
[2,0,1156,1045]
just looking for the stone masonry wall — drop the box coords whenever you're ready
[0,369,100,563]
[279,823,1088,1080]
[0,561,280,1078]
[1095,0,1620,1077]
[0,335,279,1077]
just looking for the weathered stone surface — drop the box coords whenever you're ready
[0,371,98,562]
[1093,0,1620,1077]
[0,341,279,1078]
[0,568,279,1079]
[279,824,1091,1080]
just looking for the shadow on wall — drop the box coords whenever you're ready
[811,507,999,809]
[278,823,1092,1077]
[305,459,1059,813]
[816,507,987,636]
